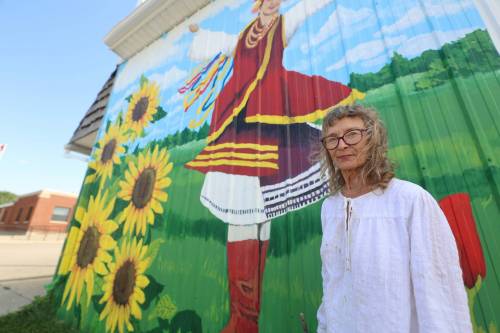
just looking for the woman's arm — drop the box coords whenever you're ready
[187,26,238,62]
[284,0,334,45]
[409,190,473,332]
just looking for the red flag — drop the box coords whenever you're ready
[0,144,6,160]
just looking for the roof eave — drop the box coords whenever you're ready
[103,0,210,60]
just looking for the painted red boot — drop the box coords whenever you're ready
[221,239,269,333]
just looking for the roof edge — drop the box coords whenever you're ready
[103,0,177,56]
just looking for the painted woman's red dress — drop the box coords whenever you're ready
[186,16,362,221]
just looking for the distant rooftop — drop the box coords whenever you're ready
[65,68,117,156]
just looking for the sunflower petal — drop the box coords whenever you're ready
[134,287,146,304]
[135,275,149,289]
[100,234,117,250]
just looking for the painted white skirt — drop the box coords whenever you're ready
[200,163,328,225]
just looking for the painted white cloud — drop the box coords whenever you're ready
[113,0,246,92]
[166,92,183,106]
[380,0,474,35]
[199,0,246,18]
[113,38,184,92]
[360,54,389,68]
[328,25,475,72]
[326,35,406,72]
[301,6,374,53]
[397,27,475,57]
[149,66,188,91]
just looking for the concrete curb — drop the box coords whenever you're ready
[0,275,55,283]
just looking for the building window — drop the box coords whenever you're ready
[24,206,33,224]
[2,209,8,222]
[51,207,70,222]
[0,209,4,224]
[15,208,23,224]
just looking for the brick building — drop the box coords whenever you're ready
[0,190,77,233]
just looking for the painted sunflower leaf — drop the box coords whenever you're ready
[91,294,105,314]
[108,171,123,196]
[146,239,165,263]
[117,110,124,125]
[44,274,65,294]
[125,95,132,103]
[73,302,82,328]
[94,276,104,296]
[105,119,112,132]
[147,306,158,321]
[140,74,149,87]
[151,106,167,124]
[84,172,97,185]
[155,294,177,320]
[143,275,165,310]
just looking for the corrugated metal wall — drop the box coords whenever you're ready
[53,0,500,332]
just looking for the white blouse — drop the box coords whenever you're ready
[317,178,472,333]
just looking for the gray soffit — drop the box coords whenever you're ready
[104,0,211,60]
[66,68,117,156]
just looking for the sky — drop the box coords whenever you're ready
[0,0,137,195]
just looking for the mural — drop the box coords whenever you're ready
[51,0,500,332]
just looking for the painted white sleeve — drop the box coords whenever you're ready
[409,190,473,332]
[187,29,238,62]
[316,201,329,333]
[284,0,334,44]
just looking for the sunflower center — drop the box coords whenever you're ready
[76,226,99,268]
[132,168,156,209]
[101,139,117,163]
[113,260,136,305]
[132,97,149,121]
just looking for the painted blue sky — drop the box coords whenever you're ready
[0,0,137,195]
[101,0,486,151]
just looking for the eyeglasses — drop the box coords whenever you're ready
[321,129,368,150]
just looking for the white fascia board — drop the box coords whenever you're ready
[104,0,210,60]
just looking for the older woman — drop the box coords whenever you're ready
[317,105,472,332]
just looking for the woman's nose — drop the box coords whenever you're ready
[337,138,348,149]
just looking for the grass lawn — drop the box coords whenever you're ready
[0,293,79,333]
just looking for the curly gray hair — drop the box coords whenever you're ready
[320,104,395,194]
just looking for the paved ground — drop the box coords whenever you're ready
[0,237,65,316]
[0,277,53,316]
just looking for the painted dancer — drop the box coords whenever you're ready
[184,0,363,331]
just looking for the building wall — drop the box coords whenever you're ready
[0,191,76,233]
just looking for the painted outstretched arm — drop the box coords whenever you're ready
[187,26,238,62]
[284,0,334,44]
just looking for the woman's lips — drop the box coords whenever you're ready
[336,154,354,161]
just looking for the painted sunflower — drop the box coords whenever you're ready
[58,190,118,309]
[124,81,160,139]
[86,121,127,188]
[118,145,172,236]
[99,238,151,333]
